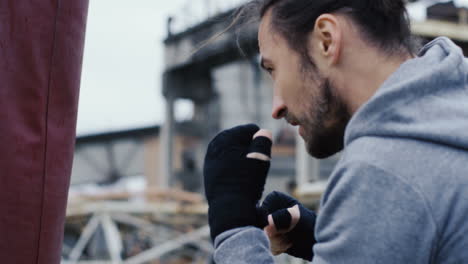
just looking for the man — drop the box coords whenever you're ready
[203,0,468,263]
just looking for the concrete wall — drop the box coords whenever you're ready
[71,134,199,187]
[71,138,146,185]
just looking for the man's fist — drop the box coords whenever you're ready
[204,124,272,241]
[259,191,317,261]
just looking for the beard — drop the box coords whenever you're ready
[286,71,351,159]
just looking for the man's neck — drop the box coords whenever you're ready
[344,52,413,114]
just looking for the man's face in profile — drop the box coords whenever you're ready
[258,10,350,159]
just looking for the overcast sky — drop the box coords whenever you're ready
[76,0,250,136]
[77,0,187,136]
[76,0,467,136]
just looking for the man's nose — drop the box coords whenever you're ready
[272,94,287,120]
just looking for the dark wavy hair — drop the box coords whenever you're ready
[237,0,418,66]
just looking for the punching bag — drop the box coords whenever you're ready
[0,1,89,263]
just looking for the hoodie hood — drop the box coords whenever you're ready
[345,37,468,150]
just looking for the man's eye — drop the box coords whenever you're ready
[266,67,274,74]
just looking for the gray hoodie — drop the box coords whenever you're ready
[213,37,468,264]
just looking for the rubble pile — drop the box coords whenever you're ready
[62,185,211,264]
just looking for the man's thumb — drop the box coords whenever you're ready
[247,129,272,160]
[271,208,293,232]
[271,205,300,233]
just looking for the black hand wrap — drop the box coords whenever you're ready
[259,191,317,261]
[248,136,272,157]
[204,124,272,241]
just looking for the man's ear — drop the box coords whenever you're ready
[309,14,342,66]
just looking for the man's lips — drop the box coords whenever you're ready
[288,120,299,126]
[286,120,304,137]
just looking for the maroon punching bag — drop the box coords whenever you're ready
[0,1,89,263]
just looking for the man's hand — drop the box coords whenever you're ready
[259,191,317,261]
[204,124,273,241]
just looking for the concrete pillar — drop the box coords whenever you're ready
[160,96,175,188]
[295,132,320,187]
[460,9,468,24]
[144,136,161,187]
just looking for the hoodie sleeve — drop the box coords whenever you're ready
[312,161,437,264]
[214,227,275,264]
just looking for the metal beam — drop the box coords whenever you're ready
[101,214,123,263]
[411,19,468,41]
[69,214,101,262]
[66,201,207,217]
[62,261,113,264]
[160,95,174,188]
